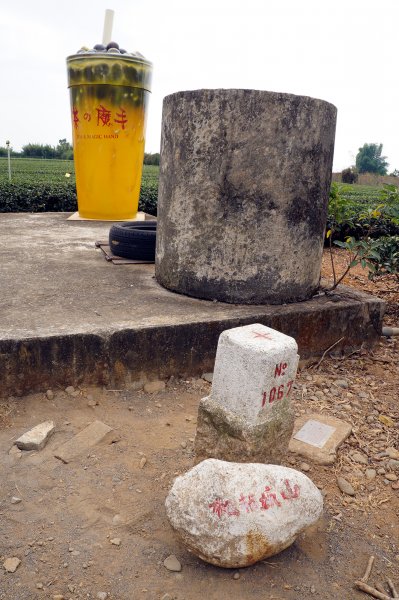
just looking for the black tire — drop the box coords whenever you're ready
[109,221,157,260]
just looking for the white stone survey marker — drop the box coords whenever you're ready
[211,323,299,424]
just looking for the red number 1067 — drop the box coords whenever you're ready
[262,380,293,407]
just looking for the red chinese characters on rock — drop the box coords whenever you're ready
[239,493,257,513]
[261,361,294,407]
[209,479,301,519]
[72,106,129,130]
[259,486,282,510]
[209,498,240,518]
[280,479,300,500]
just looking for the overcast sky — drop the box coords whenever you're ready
[1,0,398,172]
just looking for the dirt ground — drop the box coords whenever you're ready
[0,249,398,600]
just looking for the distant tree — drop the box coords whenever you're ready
[341,167,358,184]
[55,139,73,160]
[144,152,160,165]
[389,169,399,177]
[355,143,388,175]
[22,143,58,159]
[0,145,21,157]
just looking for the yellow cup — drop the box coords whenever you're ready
[67,52,152,220]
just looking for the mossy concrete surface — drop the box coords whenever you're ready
[0,213,385,397]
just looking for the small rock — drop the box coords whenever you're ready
[379,415,395,427]
[112,514,122,526]
[180,441,187,449]
[337,477,355,496]
[163,554,182,572]
[46,389,54,400]
[201,372,213,383]
[365,469,376,480]
[144,380,165,394]
[300,462,310,472]
[110,538,121,546]
[358,391,368,399]
[65,385,75,395]
[97,593,108,600]
[161,595,172,600]
[385,473,398,481]
[87,399,98,407]
[3,557,21,573]
[53,595,65,600]
[310,585,316,594]
[36,583,44,589]
[10,496,22,504]
[8,445,22,457]
[366,415,374,423]
[233,571,240,580]
[68,584,75,592]
[334,379,349,389]
[15,421,55,451]
[386,447,399,460]
[388,460,399,471]
[377,468,386,475]
[392,482,399,490]
[351,452,368,465]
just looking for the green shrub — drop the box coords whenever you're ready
[341,167,358,184]
[0,182,77,212]
[369,236,399,279]
[326,183,399,241]
[0,179,159,215]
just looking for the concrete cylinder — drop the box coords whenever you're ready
[155,89,337,304]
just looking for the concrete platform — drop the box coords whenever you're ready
[0,213,385,396]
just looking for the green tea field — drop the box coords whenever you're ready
[0,158,159,215]
[0,157,159,186]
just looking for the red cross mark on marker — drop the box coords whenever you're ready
[252,331,273,340]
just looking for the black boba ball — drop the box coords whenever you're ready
[106,41,119,50]
[94,43,106,51]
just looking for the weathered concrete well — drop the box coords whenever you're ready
[155,89,337,304]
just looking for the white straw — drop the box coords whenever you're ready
[102,9,115,46]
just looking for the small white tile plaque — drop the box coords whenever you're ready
[293,419,336,448]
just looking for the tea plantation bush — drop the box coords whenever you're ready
[1,159,398,230]
[0,158,159,216]
[326,183,399,241]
